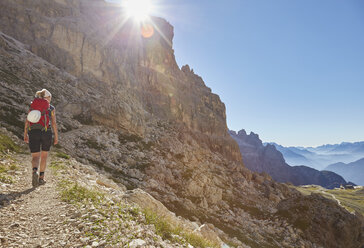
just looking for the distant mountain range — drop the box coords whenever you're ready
[230,129,347,189]
[269,142,364,170]
[325,158,364,186]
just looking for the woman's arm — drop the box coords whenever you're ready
[51,109,58,145]
[24,119,29,143]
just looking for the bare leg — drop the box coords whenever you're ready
[31,152,40,170]
[39,151,48,179]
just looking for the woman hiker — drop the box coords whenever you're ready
[24,89,58,186]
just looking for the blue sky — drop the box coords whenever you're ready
[152,0,364,147]
[112,0,364,147]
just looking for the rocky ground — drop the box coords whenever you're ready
[0,147,220,248]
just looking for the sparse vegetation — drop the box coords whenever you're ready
[49,160,69,177]
[0,133,20,154]
[143,208,219,248]
[0,135,19,184]
[59,179,105,205]
[49,154,219,247]
[327,188,364,215]
[0,174,14,184]
[9,163,18,170]
[294,185,364,216]
[0,164,7,174]
[55,151,70,159]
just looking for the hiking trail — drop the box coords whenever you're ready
[0,153,86,248]
[0,151,209,248]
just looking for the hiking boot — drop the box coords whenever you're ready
[32,172,39,187]
[39,178,46,185]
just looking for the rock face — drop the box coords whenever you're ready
[230,129,348,189]
[0,1,363,247]
[0,0,240,162]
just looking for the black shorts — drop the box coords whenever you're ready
[28,129,52,153]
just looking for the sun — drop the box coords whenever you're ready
[123,0,153,22]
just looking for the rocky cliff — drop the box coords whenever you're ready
[0,0,240,162]
[230,129,348,189]
[1,1,363,247]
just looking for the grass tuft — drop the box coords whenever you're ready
[0,165,8,174]
[9,164,18,170]
[55,152,70,159]
[143,209,219,248]
[0,174,14,184]
[49,161,67,176]
[59,180,104,205]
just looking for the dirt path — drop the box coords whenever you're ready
[0,154,84,248]
[0,152,216,248]
[310,187,343,208]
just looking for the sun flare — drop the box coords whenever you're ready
[123,0,153,22]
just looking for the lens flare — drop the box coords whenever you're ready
[141,23,154,38]
[123,0,153,22]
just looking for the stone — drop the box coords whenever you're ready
[9,223,20,228]
[129,239,146,248]
[96,178,117,189]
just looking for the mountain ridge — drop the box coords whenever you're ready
[230,129,347,189]
[270,141,364,170]
[325,158,364,186]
